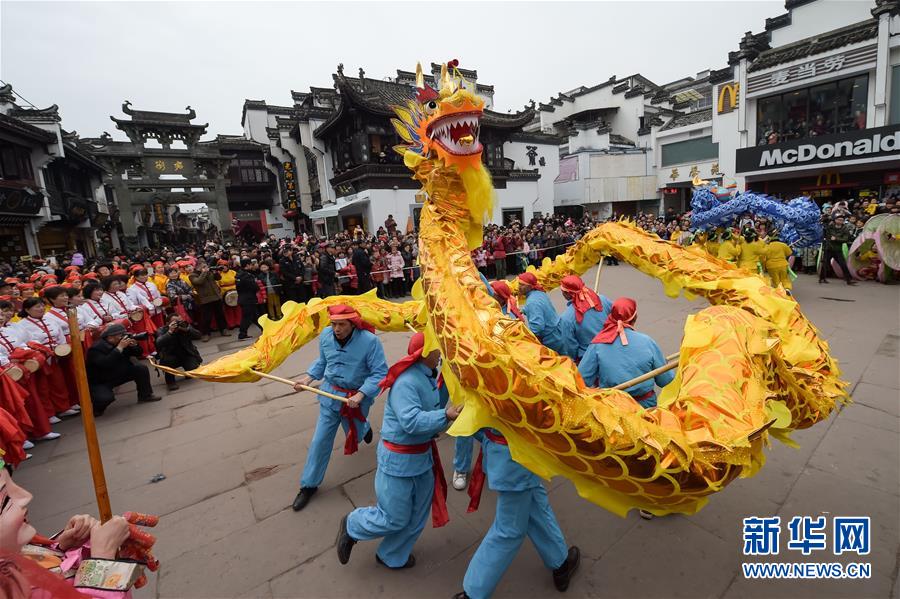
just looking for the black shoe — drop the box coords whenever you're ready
[818,279,829,284]
[336,515,356,565]
[167,383,180,392]
[363,427,373,444]
[292,487,317,511]
[376,553,415,569]
[552,546,580,592]
[847,280,857,285]
[138,395,163,403]
[237,334,252,340]
[452,593,470,599]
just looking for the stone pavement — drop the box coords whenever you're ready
[16,266,899,599]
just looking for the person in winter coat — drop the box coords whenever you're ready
[154,313,202,391]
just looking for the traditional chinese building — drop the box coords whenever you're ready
[0,83,109,261]
[724,0,900,203]
[243,63,559,236]
[82,102,275,250]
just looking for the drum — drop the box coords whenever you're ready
[54,343,72,357]
[130,309,145,322]
[23,358,40,373]
[152,297,164,307]
[3,364,23,381]
[224,290,238,307]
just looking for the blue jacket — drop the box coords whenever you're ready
[578,330,674,400]
[307,326,388,410]
[377,362,450,477]
[476,429,542,492]
[521,290,564,353]
[559,294,612,360]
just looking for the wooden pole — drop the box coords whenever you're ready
[665,351,679,361]
[406,323,418,333]
[67,308,112,523]
[612,359,679,391]
[249,369,349,403]
[592,256,606,293]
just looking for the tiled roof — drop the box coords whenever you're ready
[609,133,635,146]
[119,101,196,124]
[659,108,712,131]
[0,112,56,143]
[509,131,566,145]
[748,19,878,72]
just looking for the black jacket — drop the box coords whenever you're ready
[155,325,203,367]
[235,269,259,306]
[351,248,372,275]
[86,339,142,385]
[318,254,337,286]
[279,256,302,287]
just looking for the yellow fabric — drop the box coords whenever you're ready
[717,240,740,263]
[764,241,792,269]
[738,240,766,272]
[151,274,168,292]
[769,267,791,290]
[705,240,720,257]
[179,273,193,289]
[175,90,846,520]
[218,269,236,292]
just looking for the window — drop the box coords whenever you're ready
[756,74,868,144]
[0,144,34,182]
[890,66,900,125]
[660,136,718,167]
[232,158,270,184]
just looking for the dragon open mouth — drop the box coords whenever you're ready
[427,111,482,156]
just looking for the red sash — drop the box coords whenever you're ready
[633,389,654,402]
[87,300,110,321]
[27,318,56,350]
[382,439,450,528]
[0,331,15,353]
[333,385,366,455]
[467,430,508,513]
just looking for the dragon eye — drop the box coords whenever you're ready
[425,101,438,114]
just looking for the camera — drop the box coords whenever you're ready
[126,332,150,341]
[177,320,190,330]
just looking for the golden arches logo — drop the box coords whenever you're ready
[717,83,739,114]
[817,171,842,186]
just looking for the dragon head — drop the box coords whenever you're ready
[392,60,494,248]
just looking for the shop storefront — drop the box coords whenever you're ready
[736,123,900,203]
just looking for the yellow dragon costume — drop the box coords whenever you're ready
[170,61,846,517]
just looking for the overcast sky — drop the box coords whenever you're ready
[1,1,784,139]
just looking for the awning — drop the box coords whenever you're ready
[309,198,369,221]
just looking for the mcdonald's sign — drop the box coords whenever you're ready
[717,82,739,114]
[816,170,842,187]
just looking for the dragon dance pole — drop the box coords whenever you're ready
[612,359,678,391]
[592,256,606,293]
[67,307,113,523]
[249,369,350,403]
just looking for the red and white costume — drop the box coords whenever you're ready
[78,298,113,329]
[14,315,75,413]
[128,280,164,327]
[0,323,51,438]
[101,290,136,320]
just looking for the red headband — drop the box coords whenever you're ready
[378,332,426,392]
[592,297,637,346]
[490,280,525,322]
[327,304,375,333]
[561,275,601,324]
[516,272,543,292]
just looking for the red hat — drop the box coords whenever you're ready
[28,273,42,282]
[3,277,19,285]
[83,272,99,281]
[516,272,543,291]
[18,283,34,291]
[112,268,127,276]
[64,265,80,273]
[592,297,637,346]
[379,333,426,392]
[490,280,524,321]
[129,264,143,274]
[327,304,374,333]
[560,275,602,324]
[217,259,229,266]
[152,260,164,267]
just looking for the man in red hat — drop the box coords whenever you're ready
[578,297,673,410]
[336,332,462,568]
[290,304,388,511]
[558,275,611,361]
[516,272,564,354]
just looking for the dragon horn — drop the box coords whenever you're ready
[416,62,424,89]
[439,62,456,96]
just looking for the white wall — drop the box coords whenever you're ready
[769,1,874,48]
[502,140,558,217]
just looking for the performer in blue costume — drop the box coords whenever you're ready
[557,274,611,361]
[291,304,388,511]
[453,428,580,599]
[578,297,674,409]
[452,274,496,491]
[516,272,565,354]
[337,332,462,568]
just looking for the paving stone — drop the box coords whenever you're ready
[861,354,900,389]
[850,382,900,418]
[808,417,899,496]
[152,487,257,562]
[158,489,354,598]
[839,401,899,433]
[171,385,268,425]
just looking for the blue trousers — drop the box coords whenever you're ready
[346,468,434,567]
[299,402,372,488]
[454,436,474,473]
[463,485,568,599]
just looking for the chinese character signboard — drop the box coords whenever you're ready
[281,161,298,208]
[144,156,194,177]
[746,45,876,95]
